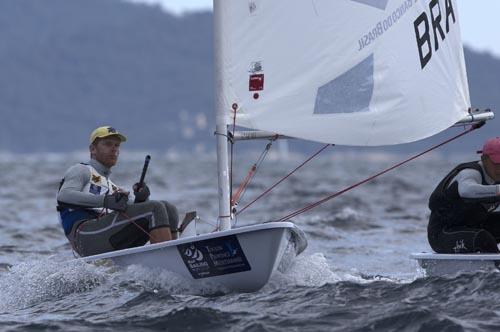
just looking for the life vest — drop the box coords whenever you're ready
[428,161,498,227]
[57,163,121,235]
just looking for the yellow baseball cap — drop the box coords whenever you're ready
[89,126,127,144]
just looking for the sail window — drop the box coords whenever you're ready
[313,54,374,115]
[351,0,389,10]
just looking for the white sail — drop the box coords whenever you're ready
[215,0,470,146]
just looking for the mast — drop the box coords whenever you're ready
[214,0,231,231]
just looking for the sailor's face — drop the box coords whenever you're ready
[91,136,121,168]
[483,156,500,182]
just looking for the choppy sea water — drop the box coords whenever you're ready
[1,150,499,331]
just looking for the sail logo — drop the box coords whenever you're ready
[249,74,264,92]
[357,0,414,52]
[414,0,456,69]
[249,61,263,74]
[183,245,204,262]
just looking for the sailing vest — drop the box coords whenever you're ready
[57,163,120,235]
[428,161,498,227]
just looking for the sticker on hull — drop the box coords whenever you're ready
[177,235,251,279]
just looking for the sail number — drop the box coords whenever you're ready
[414,0,456,69]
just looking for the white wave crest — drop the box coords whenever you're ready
[269,252,414,289]
[0,257,106,311]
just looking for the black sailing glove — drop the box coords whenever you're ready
[103,192,129,212]
[133,183,150,203]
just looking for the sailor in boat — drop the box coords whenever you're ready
[427,137,500,254]
[56,126,179,257]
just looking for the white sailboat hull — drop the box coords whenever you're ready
[80,222,307,292]
[411,253,500,276]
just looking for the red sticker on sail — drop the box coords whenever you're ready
[249,74,264,91]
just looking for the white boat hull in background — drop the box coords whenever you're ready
[411,253,500,276]
[80,222,307,292]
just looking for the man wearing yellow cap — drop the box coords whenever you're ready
[427,137,500,254]
[56,126,179,256]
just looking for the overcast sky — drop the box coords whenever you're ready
[126,0,500,58]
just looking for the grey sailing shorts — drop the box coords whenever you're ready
[73,200,178,257]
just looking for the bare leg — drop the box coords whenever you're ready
[150,227,172,243]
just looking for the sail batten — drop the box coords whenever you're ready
[217,0,470,146]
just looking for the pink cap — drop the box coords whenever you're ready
[479,137,500,163]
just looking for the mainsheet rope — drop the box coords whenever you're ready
[274,122,485,222]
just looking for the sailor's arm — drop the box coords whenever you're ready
[455,169,500,202]
[57,164,105,208]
